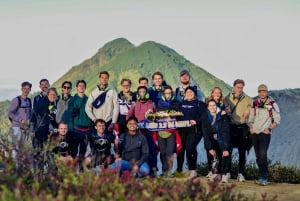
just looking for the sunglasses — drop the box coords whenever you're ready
[63,86,71,89]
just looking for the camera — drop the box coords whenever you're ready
[258,101,265,108]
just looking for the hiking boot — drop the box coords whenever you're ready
[221,174,230,183]
[206,171,213,178]
[208,174,221,182]
[188,170,197,179]
[255,178,268,186]
[237,173,246,182]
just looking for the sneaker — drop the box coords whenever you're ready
[237,173,246,182]
[255,178,268,186]
[208,174,221,182]
[226,172,231,180]
[206,171,213,178]
[188,170,197,179]
[221,174,229,183]
[11,149,17,159]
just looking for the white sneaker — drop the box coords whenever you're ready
[221,174,229,183]
[226,172,231,180]
[237,173,245,182]
[206,171,213,178]
[11,149,17,159]
[188,170,197,179]
[208,174,221,182]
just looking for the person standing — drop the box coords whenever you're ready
[155,85,180,177]
[204,86,227,178]
[7,81,33,157]
[33,78,50,106]
[177,86,206,179]
[66,80,92,161]
[117,78,136,134]
[175,69,205,103]
[249,84,280,186]
[224,79,252,182]
[138,77,149,87]
[56,81,73,123]
[30,87,58,149]
[85,71,119,132]
[202,99,231,183]
[148,71,168,106]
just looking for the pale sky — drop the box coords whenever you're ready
[1,0,299,100]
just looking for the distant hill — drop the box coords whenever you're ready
[1,38,299,167]
[51,38,232,95]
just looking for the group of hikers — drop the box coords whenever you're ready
[7,69,280,186]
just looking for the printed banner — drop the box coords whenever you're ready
[138,110,191,131]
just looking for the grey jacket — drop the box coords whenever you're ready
[248,96,280,134]
[85,87,119,123]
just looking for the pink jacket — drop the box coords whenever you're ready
[126,100,156,122]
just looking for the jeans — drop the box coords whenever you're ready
[109,160,150,175]
[252,133,271,180]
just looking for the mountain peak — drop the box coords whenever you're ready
[102,38,134,49]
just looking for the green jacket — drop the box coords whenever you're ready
[67,94,92,130]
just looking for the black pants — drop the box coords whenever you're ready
[32,126,49,150]
[229,124,246,175]
[210,140,230,174]
[252,133,271,180]
[158,134,175,172]
[177,127,202,171]
[71,128,91,159]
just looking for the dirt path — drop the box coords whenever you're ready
[195,177,300,201]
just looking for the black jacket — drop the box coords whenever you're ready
[117,132,149,167]
[201,111,231,151]
[52,132,73,157]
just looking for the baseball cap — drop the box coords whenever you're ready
[180,70,190,77]
[258,84,268,92]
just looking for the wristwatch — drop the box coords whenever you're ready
[268,128,272,132]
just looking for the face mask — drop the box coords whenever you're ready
[164,94,172,101]
[139,92,146,99]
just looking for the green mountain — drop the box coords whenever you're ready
[52,38,232,95]
[1,38,232,134]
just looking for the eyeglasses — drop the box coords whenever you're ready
[63,86,71,89]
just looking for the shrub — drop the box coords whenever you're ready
[197,153,300,184]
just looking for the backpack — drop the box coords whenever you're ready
[9,96,32,122]
[252,98,275,122]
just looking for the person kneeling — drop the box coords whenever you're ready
[52,121,74,166]
[84,119,116,173]
[110,117,150,177]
